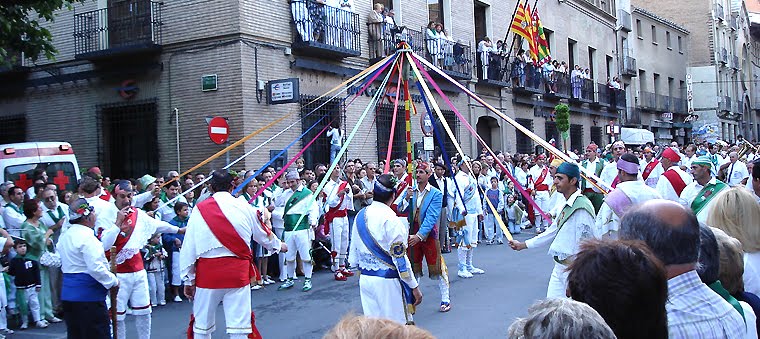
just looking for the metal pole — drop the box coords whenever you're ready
[502,0,523,60]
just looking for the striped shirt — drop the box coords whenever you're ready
[667,270,745,339]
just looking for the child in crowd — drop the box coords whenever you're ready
[8,242,47,329]
[143,233,167,307]
[164,202,187,302]
[505,194,525,235]
[0,261,11,336]
[483,177,505,244]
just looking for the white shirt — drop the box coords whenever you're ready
[324,179,353,213]
[581,158,603,193]
[84,195,118,236]
[2,201,25,237]
[180,191,282,284]
[725,161,750,187]
[41,202,71,235]
[600,160,619,189]
[679,177,727,223]
[57,224,119,289]
[528,165,552,191]
[280,185,320,227]
[640,159,664,188]
[327,127,342,146]
[156,194,188,223]
[525,190,597,260]
[348,202,418,289]
[595,180,662,238]
[656,166,693,202]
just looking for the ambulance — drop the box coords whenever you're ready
[0,142,81,194]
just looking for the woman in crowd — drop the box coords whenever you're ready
[706,187,760,295]
[21,199,61,324]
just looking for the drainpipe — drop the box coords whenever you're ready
[174,107,181,172]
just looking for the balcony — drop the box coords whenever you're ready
[74,0,163,60]
[638,91,657,110]
[618,9,632,32]
[730,15,738,30]
[621,55,637,77]
[732,56,740,70]
[476,52,510,87]
[655,94,671,112]
[0,50,29,74]
[290,0,361,58]
[715,3,725,21]
[671,97,687,114]
[719,48,729,65]
[569,78,595,103]
[719,95,731,112]
[424,33,472,80]
[367,23,423,63]
[593,83,625,110]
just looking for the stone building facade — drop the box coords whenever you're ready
[0,0,646,178]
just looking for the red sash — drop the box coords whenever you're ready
[195,197,259,289]
[99,191,112,202]
[323,181,349,234]
[642,159,660,180]
[394,178,410,217]
[108,207,144,273]
[663,169,688,196]
[534,167,549,191]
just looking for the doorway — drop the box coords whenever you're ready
[476,116,500,154]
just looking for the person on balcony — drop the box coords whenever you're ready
[511,49,527,87]
[426,21,441,67]
[291,0,314,42]
[438,25,454,68]
[571,65,582,99]
[477,37,493,80]
[367,3,384,59]
[453,40,467,74]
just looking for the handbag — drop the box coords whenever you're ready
[40,250,62,268]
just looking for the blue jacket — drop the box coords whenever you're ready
[399,185,443,241]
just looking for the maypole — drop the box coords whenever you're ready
[402,59,414,186]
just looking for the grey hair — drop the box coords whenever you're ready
[507,298,617,339]
[619,203,700,265]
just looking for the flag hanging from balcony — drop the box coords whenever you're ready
[510,1,535,51]
[530,7,551,66]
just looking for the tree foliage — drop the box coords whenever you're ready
[554,104,570,134]
[0,0,84,67]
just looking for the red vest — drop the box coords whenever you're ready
[110,208,144,273]
[642,159,660,180]
[663,168,688,196]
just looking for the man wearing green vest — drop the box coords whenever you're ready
[278,170,319,292]
[580,142,605,212]
[509,162,597,299]
[679,156,729,223]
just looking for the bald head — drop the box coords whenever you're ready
[620,200,700,266]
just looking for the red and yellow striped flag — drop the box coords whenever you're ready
[510,1,535,55]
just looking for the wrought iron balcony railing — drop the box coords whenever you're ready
[367,22,424,62]
[424,32,472,80]
[74,0,163,59]
[291,0,361,58]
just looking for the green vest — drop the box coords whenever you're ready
[557,193,596,230]
[690,180,728,215]
[580,159,604,190]
[283,188,313,232]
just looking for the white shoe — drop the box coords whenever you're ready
[47,316,62,323]
[19,323,27,330]
[457,269,473,279]
[265,277,276,284]
[251,285,263,290]
[36,321,48,328]
[469,266,485,274]
[159,300,166,306]
[1,329,13,335]
[174,295,183,302]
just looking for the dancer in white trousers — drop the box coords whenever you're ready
[510,163,597,298]
[349,174,422,325]
[323,166,353,280]
[450,156,485,279]
[181,171,285,339]
[278,170,319,292]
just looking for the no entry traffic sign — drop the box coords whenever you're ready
[208,117,229,145]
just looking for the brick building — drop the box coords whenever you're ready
[0,0,651,178]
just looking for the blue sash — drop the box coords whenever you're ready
[355,208,416,316]
[61,273,108,302]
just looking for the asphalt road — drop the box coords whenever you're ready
[20,232,552,339]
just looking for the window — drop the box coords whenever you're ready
[653,73,661,94]
[0,114,25,144]
[568,39,577,68]
[570,124,584,153]
[432,110,459,160]
[473,1,489,42]
[543,28,553,51]
[300,95,343,169]
[428,0,444,26]
[590,126,603,147]
[588,47,596,78]
[545,121,559,148]
[651,25,657,44]
[666,31,672,49]
[5,162,78,193]
[636,19,643,39]
[515,118,534,154]
[678,36,683,53]
[376,104,407,162]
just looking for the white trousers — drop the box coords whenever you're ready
[146,270,166,305]
[0,276,6,330]
[192,286,251,336]
[483,213,504,241]
[330,216,349,264]
[534,191,551,229]
[274,226,286,280]
[117,270,152,319]
[464,214,479,247]
[359,275,411,325]
[18,287,41,324]
[546,262,569,299]
[284,229,312,262]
